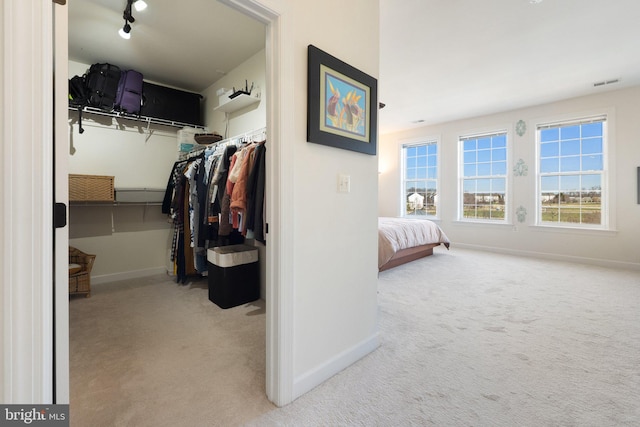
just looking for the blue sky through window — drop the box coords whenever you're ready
[540,121,603,174]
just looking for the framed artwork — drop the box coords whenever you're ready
[307,44,377,155]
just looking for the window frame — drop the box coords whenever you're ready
[400,138,440,219]
[457,129,511,223]
[534,114,611,230]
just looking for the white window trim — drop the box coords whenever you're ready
[457,127,512,224]
[532,108,616,232]
[399,136,441,219]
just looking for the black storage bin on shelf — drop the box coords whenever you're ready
[140,82,203,126]
[207,244,259,309]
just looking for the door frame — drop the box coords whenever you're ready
[2,0,295,407]
[219,0,295,406]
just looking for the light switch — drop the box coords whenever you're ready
[338,174,351,193]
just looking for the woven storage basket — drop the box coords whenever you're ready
[69,272,91,295]
[69,246,96,297]
[69,174,114,201]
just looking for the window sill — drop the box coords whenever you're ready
[529,224,617,236]
[452,220,513,229]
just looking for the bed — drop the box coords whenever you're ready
[378,217,450,271]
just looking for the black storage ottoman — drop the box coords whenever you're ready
[207,244,259,309]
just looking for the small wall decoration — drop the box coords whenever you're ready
[516,119,527,137]
[516,205,527,223]
[307,45,378,155]
[513,158,528,176]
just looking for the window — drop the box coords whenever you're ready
[460,132,508,221]
[402,141,438,217]
[537,116,606,227]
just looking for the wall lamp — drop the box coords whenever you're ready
[119,0,147,39]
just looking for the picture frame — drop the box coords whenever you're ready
[307,44,378,155]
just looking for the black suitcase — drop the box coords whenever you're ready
[86,63,121,111]
[140,82,203,126]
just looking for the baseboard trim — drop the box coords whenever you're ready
[453,243,640,271]
[292,332,380,401]
[92,267,168,285]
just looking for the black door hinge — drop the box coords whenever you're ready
[53,0,67,5]
[54,203,67,228]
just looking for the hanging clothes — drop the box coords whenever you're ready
[230,142,257,232]
[246,141,266,243]
[162,129,267,282]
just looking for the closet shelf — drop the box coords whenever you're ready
[69,201,162,207]
[68,106,206,129]
[214,93,260,113]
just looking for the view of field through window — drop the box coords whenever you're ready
[403,142,437,217]
[538,119,604,225]
[461,133,507,221]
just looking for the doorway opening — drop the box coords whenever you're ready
[58,0,288,417]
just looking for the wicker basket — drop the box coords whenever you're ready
[69,246,96,297]
[69,174,115,201]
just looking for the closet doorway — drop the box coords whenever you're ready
[59,0,288,414]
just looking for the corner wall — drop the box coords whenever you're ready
[379,86,640,269]
[283,0,381,399]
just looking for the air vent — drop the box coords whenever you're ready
[593,78,620,87]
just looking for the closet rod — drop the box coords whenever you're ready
[180,126,266,160]
[217,126,266,146]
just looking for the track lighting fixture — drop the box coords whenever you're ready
[118,0,146,39]
[134,0,147,12]
[119,20,131,39]
[123,0,135,23]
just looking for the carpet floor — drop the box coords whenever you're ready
[70,248,640,426]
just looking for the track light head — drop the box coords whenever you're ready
[134,0,147,12]
[119,20,131,39]
[119,27,131,39]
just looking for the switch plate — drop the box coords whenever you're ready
[338,174,351,193]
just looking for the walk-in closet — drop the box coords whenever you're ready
[66,1,272,423]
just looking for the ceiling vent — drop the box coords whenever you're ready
[593,78,620,87]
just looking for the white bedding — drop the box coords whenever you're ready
[378,217,450,268]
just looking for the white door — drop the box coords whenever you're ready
[54,0,70,403]
[1,0,61,403]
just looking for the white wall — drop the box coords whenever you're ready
[203,48,267,138]
[279,0,381,397]
[379,85,640,269]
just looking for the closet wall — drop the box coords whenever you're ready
[68,49,267,285]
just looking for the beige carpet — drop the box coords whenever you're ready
[70,248,640,426]
[69,275,274,427]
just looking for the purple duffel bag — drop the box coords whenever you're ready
[115,69,143,114]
